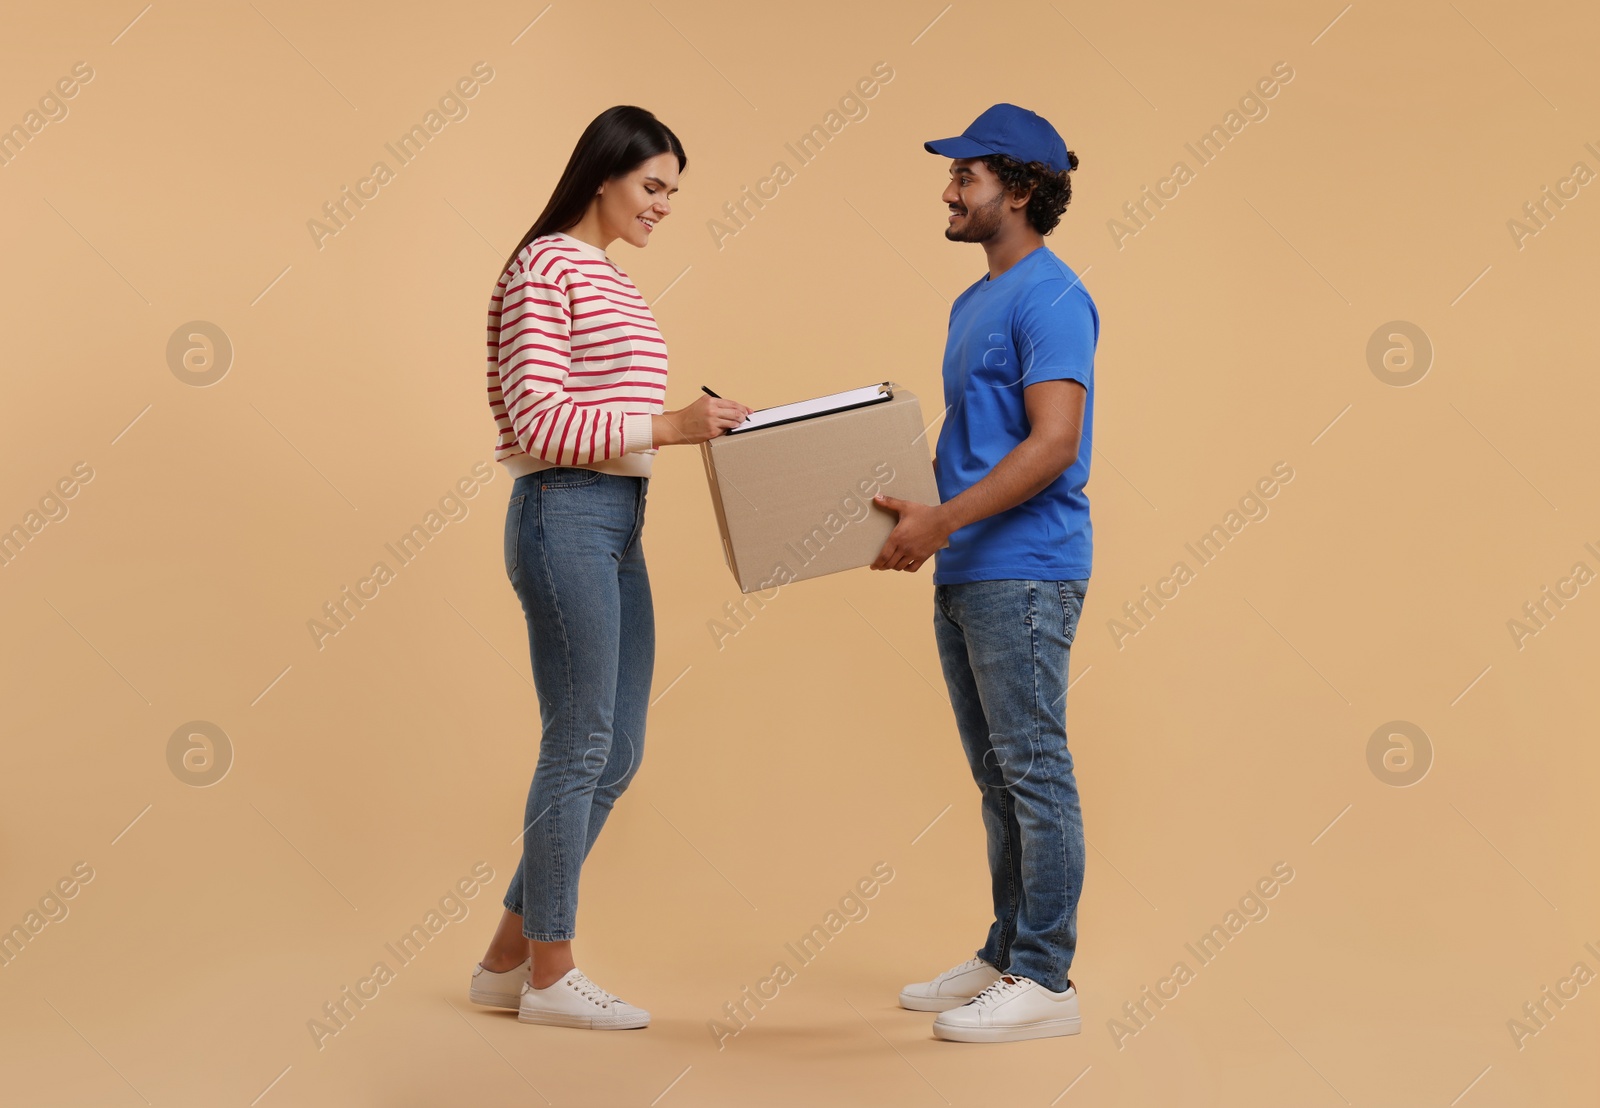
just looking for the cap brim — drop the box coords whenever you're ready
[924,136,995,160]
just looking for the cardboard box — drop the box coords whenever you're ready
[700,383,940,593]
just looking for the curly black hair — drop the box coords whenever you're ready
[981,150,1079,235]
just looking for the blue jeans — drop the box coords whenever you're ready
[932,578,1089,993]
[501,467,654,941]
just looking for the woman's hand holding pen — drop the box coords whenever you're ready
[652,390,751,446]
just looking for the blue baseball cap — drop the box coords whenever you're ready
[924,103,1070,174]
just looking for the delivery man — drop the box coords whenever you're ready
[871,103,1099,1043]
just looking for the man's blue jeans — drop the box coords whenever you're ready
[501,467,654,941]
[932,577,1089,993]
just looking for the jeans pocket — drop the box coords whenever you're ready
[540,466,603,489]
[504,493,525,578]
[1057,579,1088,646]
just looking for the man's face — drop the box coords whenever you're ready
[942,158,1007,242]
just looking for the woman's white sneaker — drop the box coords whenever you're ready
[932,975,1081,1042]
[899,957,1004,1012]
[517,968,650,1030]
[469,957,531,1010]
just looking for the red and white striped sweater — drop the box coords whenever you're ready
[487,232,665,479]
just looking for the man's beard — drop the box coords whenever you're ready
[944,191,1005,242]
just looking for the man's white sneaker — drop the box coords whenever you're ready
[468,957,531,1010]
[517,968,650,1030]
[932,975,1081,1042]
[899,957,1004,1012]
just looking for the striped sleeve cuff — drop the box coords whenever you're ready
[621,412,654,454]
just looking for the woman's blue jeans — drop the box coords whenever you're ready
[501,467,653,941]
[932,577,1089,993]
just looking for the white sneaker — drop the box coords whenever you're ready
[932,975,1081,1042]
[899,956,1004,1012]
[469,957,531,1010]
[517,968,650,1030]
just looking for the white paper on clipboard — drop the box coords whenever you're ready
[726,382,892,435]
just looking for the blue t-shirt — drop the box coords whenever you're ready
[932,245,1098,585]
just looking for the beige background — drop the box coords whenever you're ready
[3,0,1597,1104]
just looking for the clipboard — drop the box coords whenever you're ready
[725,381,894,435]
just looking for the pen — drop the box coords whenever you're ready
[701,384,750,427]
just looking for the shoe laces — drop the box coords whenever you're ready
[969,974,1033,1007]
[567,970,622,1009]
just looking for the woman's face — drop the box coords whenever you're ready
[596,152,680,248]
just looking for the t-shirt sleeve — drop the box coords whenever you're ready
[1013,279,1097,390]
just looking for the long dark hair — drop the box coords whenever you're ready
[501,105,687,277]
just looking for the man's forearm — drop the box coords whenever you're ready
[938,435,1076,533]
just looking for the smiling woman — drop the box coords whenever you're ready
[499,106,684,275]
[477,106,753,1032]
